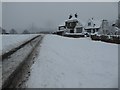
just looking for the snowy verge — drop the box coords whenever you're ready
[2,34,39,55]
[26,34,118,88]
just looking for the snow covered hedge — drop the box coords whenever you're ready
[91,34,100,41]
[91,34,120,44]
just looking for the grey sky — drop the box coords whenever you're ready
[2,2,118,32]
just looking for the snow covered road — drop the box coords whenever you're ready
[26,35,118,88]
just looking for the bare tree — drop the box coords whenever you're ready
[9,28,17,34]
[2,28,7,34]
[22,29,30,34]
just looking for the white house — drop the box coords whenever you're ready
[57,14,84,35]
[84,18,102,34]
[84,18,109,35]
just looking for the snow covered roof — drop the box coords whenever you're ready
[92,20,102,28]
[65,17,78,22]
[84,18,102,29]
[58,15,84,28]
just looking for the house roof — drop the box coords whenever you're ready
[58,16,84,28]
[65,17,78,22]
[84,18,102,29]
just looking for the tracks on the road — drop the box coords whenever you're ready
[2,35,44,89]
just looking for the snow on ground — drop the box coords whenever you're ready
[2,34,39,55]
[26,35,118,88]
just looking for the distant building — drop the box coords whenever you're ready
[57,14,84,35]
[65,17,78,32]
[56,14,110,36]
[84,18,109,35]
[84,18,102,34]
[101,19,109,35]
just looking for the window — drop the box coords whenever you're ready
[88,22,91,26]
[76,28,82,33]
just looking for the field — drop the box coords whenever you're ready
[2,34,38,55]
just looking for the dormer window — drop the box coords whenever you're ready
[88,22,91,26]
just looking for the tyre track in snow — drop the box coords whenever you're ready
[2,34,44,89]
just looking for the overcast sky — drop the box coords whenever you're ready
[2,2,118,32]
